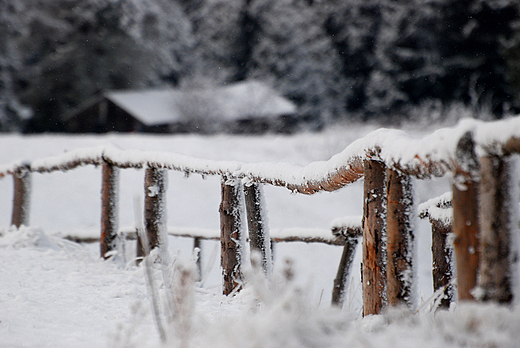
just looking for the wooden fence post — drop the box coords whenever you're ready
[220,176,244,295]
[452,132,480,301]
[11,165,31,228]
[244,182,271,275]
[386,168,414,308]
[362,158,387,316]
[431,219,453,308]
[137,168,167,258]
[193,237,202,281]
[101,161,119,259]
[331,230,361,307]
[478,155,513,303]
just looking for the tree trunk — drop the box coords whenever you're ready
[362,158,387,316]
[244,183,271,275]
[100,162,119,259]
[386,168,414,308]
[220,176,244,295]
[11,165,31,228]
[478,155,513,303]
[137,168,167,258]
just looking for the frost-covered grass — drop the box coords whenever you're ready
[1,123,519,347]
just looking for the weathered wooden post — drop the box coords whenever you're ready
[452,132,480,301]
[362,157,387,316]
[193,237,202,281]
[101,161,119,259]
[418,196,454,309]
[431,219,454,308]
[478,154,514,303]
[331,226,362,307]
[386,168,414,308]
[220,175,244,295]
[137,167,167,258]
[244,182,271,275]
[11,164,31,228]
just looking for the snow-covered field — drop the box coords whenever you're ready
[1,122,520,347]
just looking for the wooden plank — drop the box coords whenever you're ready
[100,162,119,259]
[244,183,271,275]
[137,168,167,258]
[362,158,387,316]
[11,165,31,228]
[478,155,513,303]
[452,131,480,301]
[220,176,244,295]
[386,168,414,308]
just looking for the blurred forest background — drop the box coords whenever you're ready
[1,0,520,133]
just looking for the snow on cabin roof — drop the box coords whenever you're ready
[106,89,184,125]
[105,81,297,126]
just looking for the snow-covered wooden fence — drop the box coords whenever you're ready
[2,117,520,315]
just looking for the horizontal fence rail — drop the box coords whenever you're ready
[1,119,518,190]
[3,117,520,313]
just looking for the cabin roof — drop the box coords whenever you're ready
[104,81,297,126]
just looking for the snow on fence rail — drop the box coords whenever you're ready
[3,117,520,315]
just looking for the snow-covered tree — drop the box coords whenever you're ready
[182,0,245,86]
[247,0,348,124]
[0,0,32,131]
[13,0,194,132]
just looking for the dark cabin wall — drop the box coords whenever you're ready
[64,98,145,133]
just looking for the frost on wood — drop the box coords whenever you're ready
[244,182,271,276]
[418,191,453,227]
[4,118,520,197]
[137,168,168,258]
[100,162,119,259]
[362,158,387,316]
[478,155,513,303]
[418,191,454,308]
[330,216,363,237]
[386,167,414,308]
[220,176,244,295]
[11,164,31,228]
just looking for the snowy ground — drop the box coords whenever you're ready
[1,123,520,347]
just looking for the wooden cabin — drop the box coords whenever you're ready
[63,81,298,134]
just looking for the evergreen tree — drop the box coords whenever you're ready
[14,0,193,132]
[248,0,348,123]
[0,0,32,131]
[183,0,244,86]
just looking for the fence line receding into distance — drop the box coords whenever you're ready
[3,117,520,315]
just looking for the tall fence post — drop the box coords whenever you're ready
[220,176,244,295]
[137,168,167,258]
[478,154,514,303]
[244,182,271,275]
[101,161,119,259]
[11,165,31,228]
[362,157,387,316]
[452,132,480,301]
[386,168,414,308]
